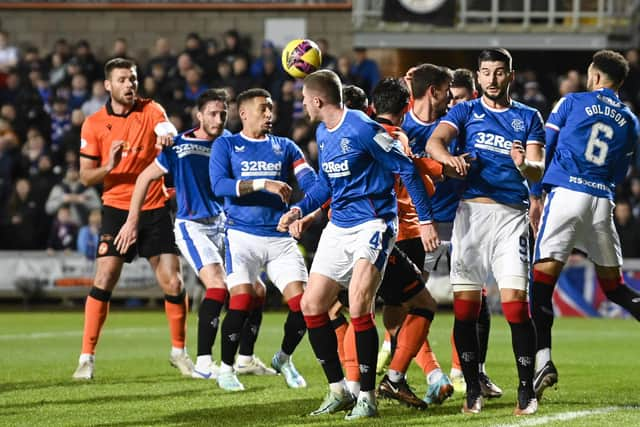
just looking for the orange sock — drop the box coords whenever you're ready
[335,322,348,366]
[164,291,188,349]
[81,295,110,354]
[415,338,441,375]
[343,323,360,382]
[450,331,461,371]
[389,314,431,373]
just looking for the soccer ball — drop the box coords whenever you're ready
[281,39,322,79]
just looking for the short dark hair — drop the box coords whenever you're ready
[104,58,136,79]
[304,69,342,106]
[342,85,368,112]
[451,68,476,93]
[478,48,513,71]
[410,64,452,100]
[592,50,629,87]
[197,88,229,111]
[372,78,409,116]
[236,88,271,108]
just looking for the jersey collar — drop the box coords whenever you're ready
[105,97,139,117]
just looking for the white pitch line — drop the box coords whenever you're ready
[0,327,164,340]
[494,406,639,427]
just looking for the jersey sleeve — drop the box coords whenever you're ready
[149,101,178,136]
[544,96,571,167]
[293,166,331,217]
[440,101,470,134]
[79,119,101,161]
[155,144,174,175]
[287,139,318,193]
[209,137,239,197]
[364,125,433,222]
[526,110,545,145]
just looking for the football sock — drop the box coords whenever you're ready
[164,290,188,350]
[304,313,344,383]
[220,293,251,366]
[453,298,482,396]
[331,314,349,366]
[343,322,360,382]
[503,301,536,393]
[536,348,551,369]
[450,332,461,371]
[389,308,434,374]
[415,339,441,375]
[477,294,491,364]
[81,287,111,355]
[388,369,404,383]
[601,279,640,321]
[197,288,227,357]
[238,296,264,357]
[346,380,360,396]
[281,294,306,355]
[531,270,557,351]
[352,314,378,392]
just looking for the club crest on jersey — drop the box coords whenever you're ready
[271,140,283,155]
[511,118,525,132]
[340,138,351,154]
[234,145,246,152]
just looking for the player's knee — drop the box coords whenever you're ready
[94,269,119,292]
[160,274,183,295]
[502,300,530,323]
[453,298,481,322]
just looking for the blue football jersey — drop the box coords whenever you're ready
[295,109,433,227]
[155,128,229,220]
[403,110,465,222]
[542,88,639,199]
[441,98,545,207]
[209,132,317,237]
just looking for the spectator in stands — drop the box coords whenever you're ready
[200,37,222,80]
[317,38,337,71]
[81,80,109,117]
[45,38,71,72]
[50,97,71,158]
[256,56,285,99]
[72,40,100,82]
[109,37,131,61]
[0,30,19,73]
[0,126,20,209]
[68,73,90,111]
[250,40,280,78]
[211,60,234,90]
[45,164,100,226]
[60,109,84,155]
[184,66,207,102]
[628,176,640,219]
[615,199,640,258]
[273,79,295,137]
[336,54,363,89]
[621,49,640,112]
[351,47,380,95]
[183,32,207,66]
[46,204,78,254]
[20,130,47,176]
[18,46,47,79]
[48,52,69,88]
[229,56,253,95]
[77,208,101,260]
[219,29,250,64]
[4,178,42,249]
[522,81,549,118]
[146,37,176,78]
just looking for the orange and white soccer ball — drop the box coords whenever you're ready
[281,39,322,79]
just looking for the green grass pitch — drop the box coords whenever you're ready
[1,311,639,426]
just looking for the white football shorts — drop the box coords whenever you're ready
[534,186,622,267]
[225,228,308,293]
[450,201,529,291]
[174,216,226,274]
[310,218,397,288]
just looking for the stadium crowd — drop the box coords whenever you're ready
[1,28,640,259]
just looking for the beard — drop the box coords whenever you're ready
[483,86,509,102]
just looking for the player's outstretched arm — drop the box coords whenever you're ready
[114,162,165,254]
[426,123,469,176]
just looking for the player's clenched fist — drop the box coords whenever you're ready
[264,179,292,204]
[510,140,526,168]
[277,208,301,233]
